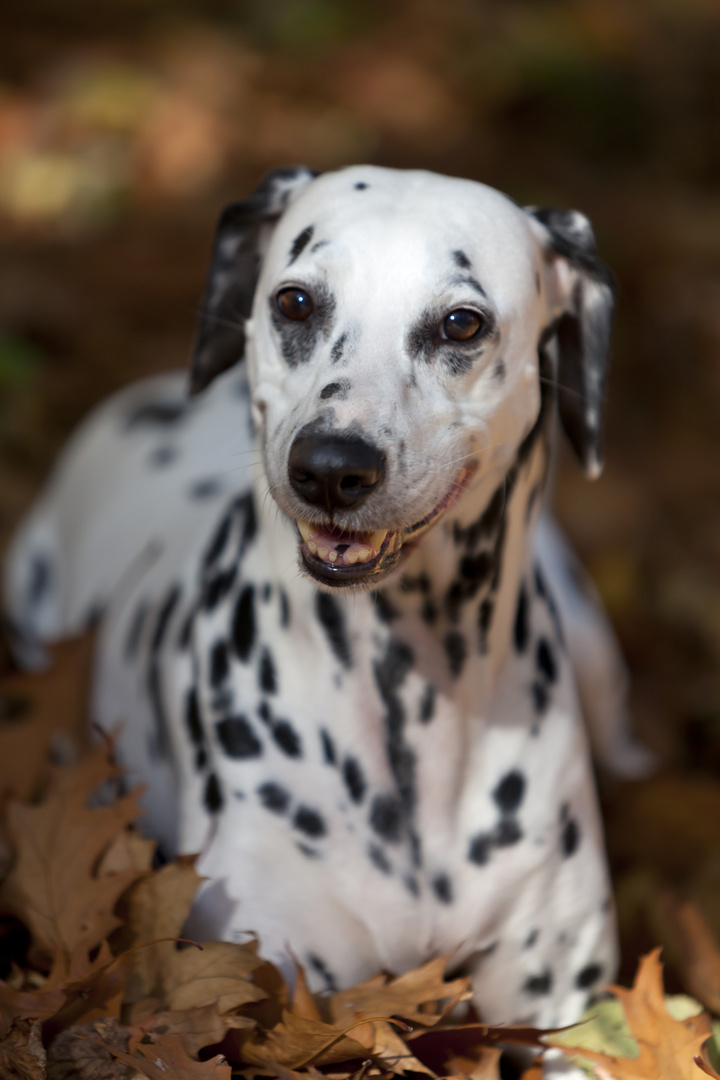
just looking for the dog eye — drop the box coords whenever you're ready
[443,309,484,342]
[277,287,314,321]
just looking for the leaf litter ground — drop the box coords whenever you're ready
[1,637,720,1080]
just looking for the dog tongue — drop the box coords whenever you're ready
[296,519,389,566]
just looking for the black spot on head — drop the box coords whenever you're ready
[279,587,291,629]
[493,770,526,813]
[562,817,581,857]
[185,687,204,746]
[259,647,277,694]
[354,181,368,190]
[493,357,506,381]
[523,928,539,950]
[257,700,272,726]
[514,584,529,653]
[536,638,557,683]
[342,756,366,803]
[28,554,51,605]
[203,566,237,611]
[524,970,553,996]
[216,715,263,759]
[531,681,550,715]
[319,379,350,401]
[262,582,272,602]
[368,843,392,875]
[320,728,336,765]
[149,445,178,468]
[271,281,336,367]
[293,805,326,838]
[204,513,233,570]
[188,477,224,500]
[370,793,403,843]
[288,225,314,264]
[432,872,453,904]
[444,631,467,677]
[258,781,290,814]
[126,400,186,429]
[232,585,255,662]
[273,719,302,758]
[330,332,347,364]
[125,600,149,661]
[576,963,603,990]
[210,640,229,688]
[307,952,338,992]
[468,832,492,866]
[296,842,320,858]
[316,592,352,668]
[204,772,223,813]
[196,748,207,769]
[494,818,523,846]
[453,249,472,269]
[419,684,435,724]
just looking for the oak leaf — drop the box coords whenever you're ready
[128,1003,255,1058]
[46,1016,131,1080]
[549,949,712,1079]
[0,979,66,1039]
[241,1008,371,1069]
[329,956,471,1027]
[0,744,145,967]
[0,1016,46,1080]
[103,1030,232,1079]
[162,939,268,1013]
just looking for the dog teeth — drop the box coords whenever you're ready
[297,519,313,542]
[345,550,359,564]
[317,546,330,561]
[368,529,388,550]
[357,547,372,563]
[328,550,338,563]
[307,540,318,555]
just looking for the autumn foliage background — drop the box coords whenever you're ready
[0,1,720,1076]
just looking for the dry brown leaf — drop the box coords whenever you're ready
[44,941,129,1037]
[163,939,268,1013]
[0,979,67,1039]
[128,1003,254,1058]
[119,857,203,1002]
[657,897,720,1016]
[241,1009,371,1069]
[289,963,323,1023]
[554,948,712,1079]
[446,1049,502,1079]
[97,828,156,877]
[0,633,94,801]
[46,1016,131,1080]
[0,1017,46,1080]
[103,1030,232,1079]
[0,743,145,966]
[329,956,470,1028]
[368,1019,435,1075]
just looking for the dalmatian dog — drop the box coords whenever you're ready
[3,166,648,1033]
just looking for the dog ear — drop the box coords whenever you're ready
[189,166,317,395]
[525,206,616,478]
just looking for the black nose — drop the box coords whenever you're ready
[288,434,386,511]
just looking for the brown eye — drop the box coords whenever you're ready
[277,287,314,321]
[443,309,484,342]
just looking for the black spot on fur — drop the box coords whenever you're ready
[319,379,350,401]
[536,638,557,683]
[204,772,223,813]
[216,715,263,759]
[342,756,366,803]
[478,599,493,653]
[149,445,178,468]
[203,566,237,611]
[399,572,431,594]
[273,719,302,758]
[354,182,368,190]
[453,250,472,269]
[185,687,204,747]
[188,477,223,500]
[258,781,290,814]
[320,728,336,765]
[531,681,550,715]
[330,332,347,364]
[293,805,326,838]
[125,600,149,660]
[562,817,581,857]
[444,631,467,677]
[204,513,233,570]
[151,585,182,653]
[493,356,506,381]
[316,592,352,668]
[296,843,320,858]
[514,584,529,653]
[454,483,506,549]
[373,591,399,623]
[575,963,603,989]
[257,701,272,726]
[432,872,453,903]
[308,953,338,992]
[524,970,553,996]
[259,647,277,694]
[493,771,526,813]
[468,832,492,866]
[495,818,523,846]
[370,793,403,843]
[288,225,314,264]
[126,400,186,429]
[232,585,255,662]
[524,928,539,950]
[421,597,438,625]
[210,640,229,688]
[279,587,290,629]
[419,684,435,724]
[28,554,51,605]
[368,844,392,874]
[262,583,272,602]
[373,639,416,821]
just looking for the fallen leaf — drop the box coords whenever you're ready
[289,963,323,1023]
[0,1017,46,1079]
[550,949,712,1079]
[241,1009,372,1069]
[44,941,130,1037]
[0,744,145,967]
[128,1003,254,1058]
[329,956,471,1027]
[103,1030,232,1079]
[46,1016,131,1080]
[446,1049,502,1079]
[97,828,156,877]
[657,897,720,1015]
[0,980,67,1040]
[162,939,268,1012]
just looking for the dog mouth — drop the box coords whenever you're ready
[294,464,477,588]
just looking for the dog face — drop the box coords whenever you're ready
[191,166,614,590]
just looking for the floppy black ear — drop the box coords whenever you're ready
[526,206,616,478]
[189,166,317,395]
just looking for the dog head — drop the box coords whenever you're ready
[190,166,615,590]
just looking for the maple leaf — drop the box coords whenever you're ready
[0,743,146,968]
[0,632,95,802]
[0,1016,46,1080]
[162,939,268,1013]
[329,956,471,1027]
[102,1030,232,1079]
[549,949,712,1079]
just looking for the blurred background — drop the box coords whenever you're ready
[0,0,719,988]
